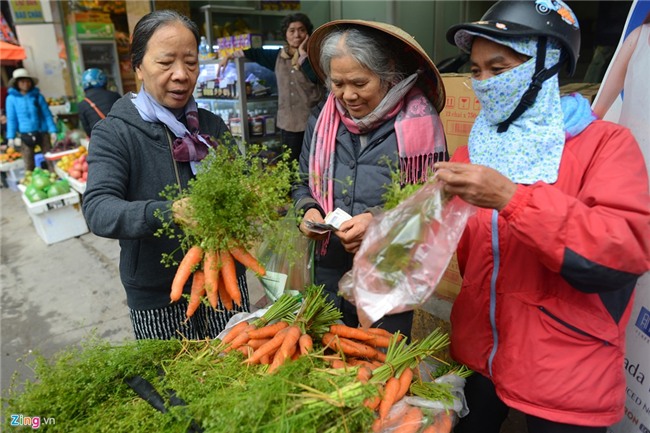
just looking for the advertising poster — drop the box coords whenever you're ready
[594,1,650,432]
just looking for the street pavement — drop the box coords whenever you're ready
[1,185,132,392]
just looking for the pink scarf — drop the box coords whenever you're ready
[308,85,447,218]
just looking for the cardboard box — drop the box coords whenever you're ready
[560,82,600,103]
[440,73,481,157]
[22,191,89,244]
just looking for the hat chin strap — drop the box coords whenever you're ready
[497,37,565,133]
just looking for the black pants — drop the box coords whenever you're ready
[455,373,608,433]
[280,129,305,163]
[19,132,52,172]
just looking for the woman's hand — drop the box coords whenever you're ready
[335,212,373,254]
[434,162,517,211]
[172,197,197,228]
[298,35,309,58]
[299,207,329,240]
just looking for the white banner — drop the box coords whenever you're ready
[594,1,650,432]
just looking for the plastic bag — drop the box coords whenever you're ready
[339,179,474,328]
[373,399,458,433]
[256,214,314,302]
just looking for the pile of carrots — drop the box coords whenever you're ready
[170,245,266,318]
[217,294,461,433]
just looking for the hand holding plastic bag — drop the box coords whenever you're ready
[339,178,474,327]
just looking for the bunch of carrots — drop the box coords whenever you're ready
[215,286,464,433]
[170,244,266,319]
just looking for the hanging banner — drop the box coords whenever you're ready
[8,0,44,24]
[593,1,650,432]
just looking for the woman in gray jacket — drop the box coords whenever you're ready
[292,20,448,337]
[83,10,249,340]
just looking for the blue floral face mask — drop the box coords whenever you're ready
[471,58,535,125]
[467,36,566,184]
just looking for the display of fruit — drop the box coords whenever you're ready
[67,153,88,183]
[21,168,70,203]
[56,146,87,172]
[46,96,67,106]
[0,147,22,163]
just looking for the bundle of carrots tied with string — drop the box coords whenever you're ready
[215,285,470,433]
[155,142,300,318]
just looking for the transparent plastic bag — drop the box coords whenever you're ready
[340,179,474,328]
[372,399,458,433]
[256,215,314,302]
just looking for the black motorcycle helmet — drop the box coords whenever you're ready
[447,0,581,132]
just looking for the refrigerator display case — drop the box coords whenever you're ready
[195,57,279,147]
[77,40,123,94]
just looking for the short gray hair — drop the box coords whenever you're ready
[319,27,406,89]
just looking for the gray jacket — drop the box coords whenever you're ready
[82,94,234,310]
[292,107,402,292]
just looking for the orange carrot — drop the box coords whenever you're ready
[421,427,436,433]
[236,345,253,357]
[393,406,423,433]
[223,324,256,352]
[339,337,380,359]
[247,321,289,339]
[217,272,233,310]
[278,325,301,360]
[365,335,392,348]
[247,338,271,349]
[348,358,379,370]
[364,395,381,410]
[260,353,271,365]
[185,270,206,319]
[396,367,413,401]
[219,250,242,307]
[329,324,375,341]
[373,399,410,432]
[230,246,266,276]
[375,350,387,363]
[330,359,348,369]
[367,327,403,341]
[221,321,252,345]
[170,245,203,302]
[203,251,219,308]
[298,333,313,355]
[435,411,454,433]
[322,333,378,358]
[356,365,372,383]
[379,376,401,420]
[245,327,289,364]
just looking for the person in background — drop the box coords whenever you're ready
[82,10,250,340]
[77,68,121,137]
[292,20,448,338]
[437,1,650,432]
[593,10,650,166]
[5,68,58,172]
[220,13,325,162]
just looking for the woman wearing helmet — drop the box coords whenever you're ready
[435,1,650,431]
[77,68,121,136]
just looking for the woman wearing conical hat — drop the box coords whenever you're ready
[292,20,448,338]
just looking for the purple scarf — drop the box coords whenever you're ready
[131,87,218,165]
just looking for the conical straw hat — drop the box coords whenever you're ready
[308,19,446,113]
